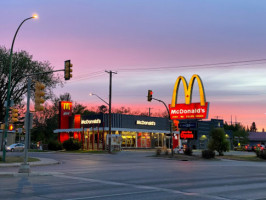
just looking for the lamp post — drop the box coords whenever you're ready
[89,93,109,106]
[89,93,112,152]
[2,14,38,162]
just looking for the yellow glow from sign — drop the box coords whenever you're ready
[171,74,206,107]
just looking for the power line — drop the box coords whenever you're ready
[66,58,266,82]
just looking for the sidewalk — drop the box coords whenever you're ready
[0,157,60,177]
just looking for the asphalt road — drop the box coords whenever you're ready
[1,150,266,200]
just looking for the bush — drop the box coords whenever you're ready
[208,128,229,156]
[256,149,266,159]
[202,150,215,159]
[48,140,63,151]
[0,156,2,161]
[184,147,193,156]
[63,139,81,151]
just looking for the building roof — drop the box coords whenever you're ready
[248,132,266,141]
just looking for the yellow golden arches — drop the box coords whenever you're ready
[171,74,206,107]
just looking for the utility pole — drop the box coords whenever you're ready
[148,107,153,117]
[105,70,117,153]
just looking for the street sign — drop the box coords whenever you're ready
[178,122,197,129]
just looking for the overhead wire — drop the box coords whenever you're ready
[65,58,266,82]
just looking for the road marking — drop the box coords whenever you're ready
[54,174,231,200]
[64,190,155,200]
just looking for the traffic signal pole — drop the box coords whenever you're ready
[17,65,70,173]
[18,77,31,173]
[150,97,174,157]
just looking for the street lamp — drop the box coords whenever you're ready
[2,14,38,162]
[89,93,109,106]
[89,93,112,153]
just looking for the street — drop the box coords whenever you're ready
[1,150,266,200]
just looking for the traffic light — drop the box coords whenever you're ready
[147,90,153,102]
[64,60,73,80]
[35,81,45,111]
[8,124,14,131]
[11,108,18,123]
[172,120,179,132]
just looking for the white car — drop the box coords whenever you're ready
[5,143,25,152]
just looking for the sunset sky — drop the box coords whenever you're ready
[1,0,266,130]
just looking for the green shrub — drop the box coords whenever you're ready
[48,140,63,151]
[184,147,193,156]
[63,139,81,151]
[202,150,215,159]
[256,150,266,159]
[0,156,2,161]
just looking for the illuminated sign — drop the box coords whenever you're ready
[136,120,156,126]
[169,74,209,120]
[169,102,209,120]
[60,101,72,116]
[180,130,194,139]
[81,119,101,125]
[64,103,71,110]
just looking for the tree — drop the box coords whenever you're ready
[31,93,95,143]
[250,122,257,132]
[208,128,229,156]
[224,122,249,146]
[97,105,108,113]
[0,47,62,122]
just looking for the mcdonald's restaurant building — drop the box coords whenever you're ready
[53,102,233,150]
[54,101,178,150]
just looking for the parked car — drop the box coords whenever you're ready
[5,143,25,152]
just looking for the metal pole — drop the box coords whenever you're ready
[18,77,31,173]
[108,71,112,153]
[151,97,174,157]
[105,70,117,153]
[2,17,34,162]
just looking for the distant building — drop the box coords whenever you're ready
[248,132,266,146]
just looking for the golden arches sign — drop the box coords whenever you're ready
[171,74,206,107]
[63,103,71,110]
[169,74,209,120]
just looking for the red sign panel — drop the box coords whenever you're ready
[180,130,194,139]
[169,102,209,120]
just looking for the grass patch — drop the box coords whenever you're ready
[221,155,264,161]
[0,156,39,163]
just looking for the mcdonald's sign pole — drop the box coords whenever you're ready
[169,74,209,148]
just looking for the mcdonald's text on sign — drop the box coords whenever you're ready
[169,102,209,120]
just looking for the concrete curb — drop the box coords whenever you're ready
[0,157,60,167]
[0,172,63,177]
